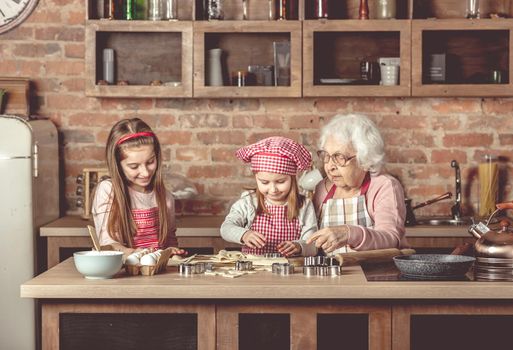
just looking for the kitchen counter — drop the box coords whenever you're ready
[21,258,513,300]
[40,215,476,269]
[21,259,513,350]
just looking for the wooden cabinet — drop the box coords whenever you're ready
[303,19,411,97]
[84,0,513,98]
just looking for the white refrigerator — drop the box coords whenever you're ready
[0,115,59,350]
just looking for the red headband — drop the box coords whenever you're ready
[116,131,155,146]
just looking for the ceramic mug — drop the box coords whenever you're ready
[299,168,323,191]
[380,65,399,86]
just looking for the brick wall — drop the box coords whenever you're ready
[1,0,512,218]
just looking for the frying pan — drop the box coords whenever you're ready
[393,254,475,278]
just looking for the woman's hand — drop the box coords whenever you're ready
[306,226,349,253]
[241,230,266,249]
[277,241,301,257]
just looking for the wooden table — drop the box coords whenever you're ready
[40,215,476,269]
[22,259,513,350]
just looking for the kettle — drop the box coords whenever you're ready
[468,201,513,258]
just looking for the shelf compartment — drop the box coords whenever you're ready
[85,21,193,98]
[412,0,513,19]
[193,21,302,98]
[194,0,300,20]
[412,19,513,96]
[303,20,411,97]
[303,0,410,20]
[87,0,194,20]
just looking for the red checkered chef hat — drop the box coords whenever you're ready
[236,137,312,176]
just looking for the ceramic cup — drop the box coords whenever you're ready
[380,65,399,86]
[299,168,323,191]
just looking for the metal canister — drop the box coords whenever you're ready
[303,266,315,277]
[194,262,206,274]
[329,265,341,276]
[235,260,253,271]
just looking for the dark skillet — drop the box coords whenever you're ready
[393,254,475,279]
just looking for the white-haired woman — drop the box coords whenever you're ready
[307,114,408,253]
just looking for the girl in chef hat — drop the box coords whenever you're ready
[92,118,185,256]
[220,136,318,257]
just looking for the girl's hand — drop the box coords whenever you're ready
[277,241,301,257]
[306,226,349,253]
[241,230,266,249]
[168,247,187,256]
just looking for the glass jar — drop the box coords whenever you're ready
[376,0,396,19]
[314,0,328,19]
[148,0,163,20]
[207,0,224,20]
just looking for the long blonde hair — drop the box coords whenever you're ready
[255,176,304,220]
[104,118,168,247]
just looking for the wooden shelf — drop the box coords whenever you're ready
[411,19,512,96]
[85,20,193,98]
[303,19,411,97]
[193,21,302,98]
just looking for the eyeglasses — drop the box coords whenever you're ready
[316,150,356,167]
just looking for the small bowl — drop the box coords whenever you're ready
[73,250,123,279]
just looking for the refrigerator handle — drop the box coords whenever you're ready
[33,143,38,178]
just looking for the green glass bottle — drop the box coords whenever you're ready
[135,0,148,19]
[124,0,135,20]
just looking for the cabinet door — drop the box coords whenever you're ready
[193,21,302,98]
[303,20,411,97]
[85,21,193,98]
[217,303,391,350]
[412,19,512,96]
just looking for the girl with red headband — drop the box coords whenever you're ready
[221,137,318,257]
[92,118,185,257]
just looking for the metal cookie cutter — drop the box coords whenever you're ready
[264,252,282,258]
[235,260,253,271]
[303,256,341,276]
[272,262,294,275]
[303,266,315,277]
[194,262,206,274]
[179,263,195,276]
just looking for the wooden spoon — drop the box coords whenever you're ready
[87,225,101,251]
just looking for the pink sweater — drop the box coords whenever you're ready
[313,173,408,250]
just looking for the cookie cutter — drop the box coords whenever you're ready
[272,262,294,275]
[235,260,253,271]
[264,252,282,258]
[179,263,195,276]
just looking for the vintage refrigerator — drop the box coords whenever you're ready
[0,115,59,349]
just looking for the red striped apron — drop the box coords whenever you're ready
[243,203,301,255]
[132,207,160,249]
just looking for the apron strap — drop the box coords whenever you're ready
[322,172,371,204]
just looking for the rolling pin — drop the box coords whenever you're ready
[287,248,416,267]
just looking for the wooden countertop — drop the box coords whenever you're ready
[20,258,513,300]
[40,215,472,238]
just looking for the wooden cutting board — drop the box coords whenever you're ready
[0,77,30,117]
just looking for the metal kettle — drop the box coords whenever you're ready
[468,202,513,258]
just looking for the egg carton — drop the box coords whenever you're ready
[125,247,174,276]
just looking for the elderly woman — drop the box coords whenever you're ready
[307,114,408,253]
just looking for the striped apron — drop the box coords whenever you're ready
[319,175,373,254]
[243,203,301,255]
[132,207,160,249]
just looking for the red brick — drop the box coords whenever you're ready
[30,9,62,23]
[156,115,177,128]
[68,112,122,127]
[182,198,227,215]
[314,98,351,112]
[432,116,462,130]
[287,115,321,129]
[187,165,238,178]
[431,99,482,114]
[34,78,61,93]
[64,43,85,58]
[13,43,61,57]
[264,98,315,112]
[431,150,468,163]
[61,78,85,92]
[252,114,284,129]
[67,11,85,25]
[407,185,450,197]
[499,134,513,145]
[233,114,253,128]
[100,98,154,110]
[378,115,428,129]
[350,98,402,114]
[66,146,105,161]
[405,164,456,180]
[45,60,85,75]
[211,147,238,162]
[208,182,249,197]
[387,149,428,164]
[247,132,301,144]
[176,147,209,161]
[0,27,33,40]
[197,131,245,145]
[482,98,513,115]
[35,27,84,41]
[159,131,192,145]
[443,133,493,147]
[179,114,229,128]
[46,94,92,109]
[0,60,42,76]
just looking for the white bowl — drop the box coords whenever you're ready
[73,250,123,279]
